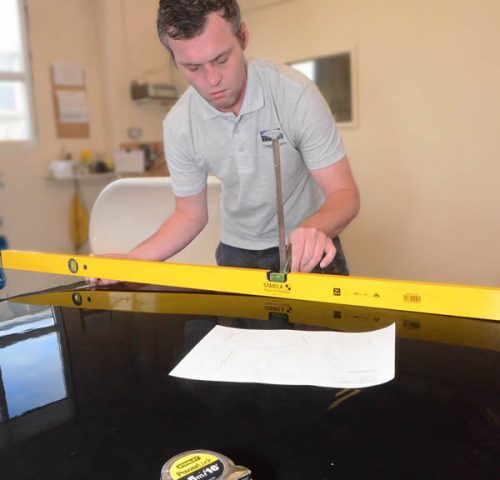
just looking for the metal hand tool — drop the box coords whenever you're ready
[272,138,291,273]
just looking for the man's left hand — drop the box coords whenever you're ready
[288,227,336,272]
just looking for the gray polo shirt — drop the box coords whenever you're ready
[163,58,346,250]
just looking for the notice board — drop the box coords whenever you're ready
[51,62,90,138]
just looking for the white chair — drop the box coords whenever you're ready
[89,176,221,265]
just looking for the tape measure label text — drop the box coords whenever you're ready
[170,454,222,480]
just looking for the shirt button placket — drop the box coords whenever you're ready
[233,120,247,169]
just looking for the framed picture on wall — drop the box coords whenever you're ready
[289,49,357,127]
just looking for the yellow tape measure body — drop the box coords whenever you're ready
[161,450,251,480]
[2,249,500,321]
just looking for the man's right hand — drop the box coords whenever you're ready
[85,253,129,286]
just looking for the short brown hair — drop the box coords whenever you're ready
[157,0,242,51]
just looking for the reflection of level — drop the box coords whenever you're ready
[12,288,500,351]
[13,289,392,330]
[2,249,500,321]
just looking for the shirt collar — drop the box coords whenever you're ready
[197,58,265,120]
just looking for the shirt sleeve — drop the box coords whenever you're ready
[163,114,208,197]
[289,82,346,170]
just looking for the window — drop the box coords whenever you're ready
[290,51,357,127]
[0,0,33,143]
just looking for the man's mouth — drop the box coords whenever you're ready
[210,90,226,99]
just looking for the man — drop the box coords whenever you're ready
[95,0,359,282]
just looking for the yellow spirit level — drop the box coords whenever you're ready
[2,249,499,321]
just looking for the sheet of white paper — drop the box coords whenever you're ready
[56,90,89,124]
[170,324,395,388]
[52,62,85,87]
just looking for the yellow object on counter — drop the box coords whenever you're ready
[69,186,89,251]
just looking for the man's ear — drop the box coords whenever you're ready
[167,48,178,69]
[239,22,249,49]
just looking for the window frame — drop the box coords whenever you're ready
[288,48,358,129]
[0,0,36,148]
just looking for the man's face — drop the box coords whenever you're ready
[168,13,248,115]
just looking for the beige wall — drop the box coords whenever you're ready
[0,1,173,257]
[0,0,108,255]
[244,0,500,286]
[96,0,182,148]
[1,0,499,290]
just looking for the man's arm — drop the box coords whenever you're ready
[129,187,209,261]
[88,188,208,285]
[288,156,360,273]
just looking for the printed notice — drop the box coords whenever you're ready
[170,323,395,388]
[56,90,89,124]
[52,62,85,87]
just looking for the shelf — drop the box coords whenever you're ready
[47,172,117,182]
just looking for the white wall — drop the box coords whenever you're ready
[244,0,500,286]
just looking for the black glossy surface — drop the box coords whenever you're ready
[0,287,499,479]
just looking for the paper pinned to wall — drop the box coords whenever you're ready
[52,62,85,87]
[170,323,396,389]
[55,90,89,124]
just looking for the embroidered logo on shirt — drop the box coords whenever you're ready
[260,128,285,148]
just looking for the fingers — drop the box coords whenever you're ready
[85,252,128,286]
[85,273,118,286]
[85,276,120,286]
[289,228,337,273]
[319,240,336,269]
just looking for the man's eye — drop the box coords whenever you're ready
[187,65,200,72]
[216,57,228,65]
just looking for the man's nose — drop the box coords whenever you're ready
[205,64,222,86]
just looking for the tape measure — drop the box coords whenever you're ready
[161,450,251,480]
